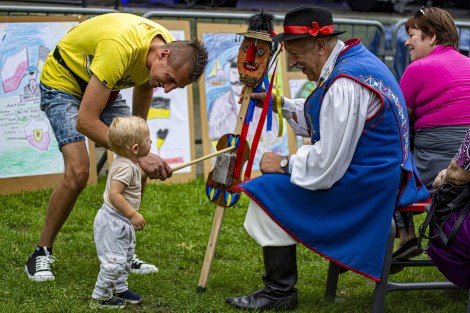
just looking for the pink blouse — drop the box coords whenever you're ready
[400,45,470,130]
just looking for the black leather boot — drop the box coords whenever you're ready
[226,245,298,311]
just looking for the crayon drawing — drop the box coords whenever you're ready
[0,21,79,178]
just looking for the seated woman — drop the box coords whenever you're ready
[428,128,470,288]
[393,6,470,260]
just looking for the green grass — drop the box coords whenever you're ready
[1,177,467,312]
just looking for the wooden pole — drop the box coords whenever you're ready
[171,146,236,173]
[197,86,254,292]
[197,204,225,293]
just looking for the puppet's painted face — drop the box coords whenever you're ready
[237,37,271,87]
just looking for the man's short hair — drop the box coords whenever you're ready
[164,39,209,82]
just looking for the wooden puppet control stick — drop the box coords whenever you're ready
[171,146,236,173]
[197,86,254,292]
[197,10,276,292]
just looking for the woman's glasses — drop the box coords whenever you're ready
[415,6,426,17]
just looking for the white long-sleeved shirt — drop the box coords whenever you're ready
[282,41,382,190]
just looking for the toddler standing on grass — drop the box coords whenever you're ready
[91,116,152,309]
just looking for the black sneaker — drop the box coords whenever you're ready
[25,247,56,282]
[90,296,126,309]
[392,238,423,261]
[130,254,158,274]
[116,290,142,304]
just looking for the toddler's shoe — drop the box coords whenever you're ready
[116,290,142,304]
[90,296,126,309]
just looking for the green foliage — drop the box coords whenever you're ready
[1,177,467,312]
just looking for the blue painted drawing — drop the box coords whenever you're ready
[0,21,78,178]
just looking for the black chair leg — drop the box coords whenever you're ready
[325,261,341,301]
[466,289,470,313]
[323,212,468,311]
[371,220,396,313]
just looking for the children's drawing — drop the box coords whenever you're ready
[0,21,78,178]
[156,128,169,155]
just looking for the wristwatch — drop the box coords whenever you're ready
[280,157,289,174]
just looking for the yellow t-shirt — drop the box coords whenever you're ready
[41,13,174,96]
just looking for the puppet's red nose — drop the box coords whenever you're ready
[246,44,256,62]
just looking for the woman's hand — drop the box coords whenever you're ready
[443,160,470,185]
[433,169,447,189]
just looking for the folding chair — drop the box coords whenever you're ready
[324,200,470,312]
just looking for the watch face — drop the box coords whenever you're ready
[280,158,288,168]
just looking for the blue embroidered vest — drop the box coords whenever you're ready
[306,38,429,206]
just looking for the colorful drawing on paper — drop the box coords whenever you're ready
[148,96,171,119]
[0,21,78,178]
[202,32,289,170]
[156,128,169,155]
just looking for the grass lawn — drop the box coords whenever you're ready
[1,177,467,312]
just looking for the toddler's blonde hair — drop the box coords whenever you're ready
[108,116,149,156]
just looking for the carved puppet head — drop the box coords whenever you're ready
[237,11,275,87]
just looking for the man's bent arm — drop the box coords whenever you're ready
[76,75,112,149]
[281,97,309,137]
[132,82,153,120]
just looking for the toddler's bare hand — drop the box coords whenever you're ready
[130,212,146,231]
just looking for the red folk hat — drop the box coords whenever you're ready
[272,6,346,43]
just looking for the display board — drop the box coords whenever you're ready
[113,20,196,184]
[0,15,98,195]
[197,23,296,178]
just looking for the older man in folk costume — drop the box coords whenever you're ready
[226,6,429,311]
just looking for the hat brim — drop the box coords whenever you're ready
[236,30,272,42]
[272,30,346,43]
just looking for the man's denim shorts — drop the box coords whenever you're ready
[40,83,131,150]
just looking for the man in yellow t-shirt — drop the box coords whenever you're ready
[25,13,208,283]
